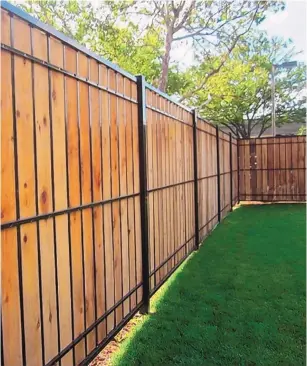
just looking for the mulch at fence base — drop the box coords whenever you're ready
[90,313,143,366]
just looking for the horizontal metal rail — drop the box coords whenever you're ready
[1,44,138,104]
[219,136,231,143]
[45,282,143,366]
[240,167,306,171]
[146,104,193,127]
[241,194,306,197]
[197,115,217,130]
[197,173,218,181]
[197,171,232,182]
[239,135,306,141]
[79,302,143,366]
[198,213,219,232]
[238,140,306,146]
[196,127,232,143]
[221,203,231,212]
[148,179,194,194]
[145,82,191,113]
[149,234,195,277]
[220,171,232,176]
[196,127,216,138]
[1,192,139,230]
[150,247,195,297]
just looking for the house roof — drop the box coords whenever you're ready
[221,122,305,137]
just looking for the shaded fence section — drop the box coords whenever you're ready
[146,87,195,295]
[1,4,238,366]
[238,136,306,201]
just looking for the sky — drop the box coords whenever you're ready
[259,0,306,62]
[171,0,307,68]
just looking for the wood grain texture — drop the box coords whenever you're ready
[10,8,307,366]
[1,46,23,366]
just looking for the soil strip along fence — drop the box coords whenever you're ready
[1,2,305,366]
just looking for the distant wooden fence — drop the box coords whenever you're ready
[1,3,305,366]
[238,137,306,201]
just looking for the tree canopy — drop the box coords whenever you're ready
[180,32,306,137]
[18,0,305,137]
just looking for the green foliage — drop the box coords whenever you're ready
[182,32,306,137]
[18,0,285,91]
[17,0,303,136]
[17,0,164,83]
[297,126,307,136]
[111,204,306,366]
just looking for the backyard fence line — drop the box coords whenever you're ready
[1,3,305,366]
[1,4,238,366]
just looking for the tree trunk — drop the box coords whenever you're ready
[158,26,173,92]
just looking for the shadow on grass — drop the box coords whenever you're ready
[111,204,306,366]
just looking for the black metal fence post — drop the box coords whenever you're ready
[216,127,221,222]
[237,140,240,204]
[136,75,150,313]
[229,133,233,211]
[192,109,200,249]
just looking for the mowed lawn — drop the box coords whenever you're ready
[111,204,306,366]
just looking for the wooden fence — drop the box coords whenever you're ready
[238,137,306,201]
[1,3,238,366]
[1,3,305,366]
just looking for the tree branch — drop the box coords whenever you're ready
[179,4,260,102]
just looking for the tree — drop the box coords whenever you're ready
[181,32,306,138]
[17,0,164,83]
[129,0,285,92]
[19,0,284,93]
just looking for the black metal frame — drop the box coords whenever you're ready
[45,283,143,366]
[240,135,306,141]
[229,133,233,211]
[150,246,195,297]
[1,193,139,230]
[147,179,194,194]
[216,127,221,222]
[146,104,192,127]
[1,44,138,105]
[196,126,216,138]
[237,141,240,204]
[240,167,306,171]
[192,110,200,249]
[136,75,150,314]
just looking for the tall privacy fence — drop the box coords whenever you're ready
[0,2,305,366]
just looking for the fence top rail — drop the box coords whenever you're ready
[145,82,191,113]
[197,115,217,130]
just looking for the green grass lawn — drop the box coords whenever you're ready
[111,204,306,366]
